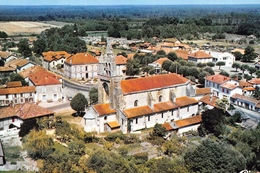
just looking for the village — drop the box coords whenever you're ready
[0,5,259,171]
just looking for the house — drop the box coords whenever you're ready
[205,74,231,98]
[231,48,245,55]
[199,94,219,110]
[0,66,15,78]
[194,87,211,100]
[64,53,99,80]
[4,58,36,73]
[0,51,17,63]
[173,49,189,60]
[83,38,198,134]
[231,93,260,112]
[0,103,54,131]
[0,81,36,107]
[42,51,71,70]
[149,57,171,74]
[20,66,63,103]
[115,55,128,76]
[204,51,235,67]
[162,115,202,136]
[188,50,212,64]
[248,78,260,87]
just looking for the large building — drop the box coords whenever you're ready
[83,38,198,134]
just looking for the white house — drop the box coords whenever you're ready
[4,58,36,73]
[0,81,36,107]
[204,51,235,67]
[188,50,212,64]
[19,65,63,103]
[115,55,128,76]
[0,51,17,63]
[0,103,54,131]
[64,53,99,80]
[42,51,71,70]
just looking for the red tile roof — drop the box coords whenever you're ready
[6,81,22,88]
[175,96,198,107]
[231,93,259,104]
[0,86,36,95]
[0,66,15,72]
[121,73,189,94]
[242,87,255,91]
[29,67,61,86]
[153,57,171,65]
[116,55,128,65]
[65,53,98,65]
[205,74,230,84]
[162,122,174,131]
[5,58,31,68]
[199,94,218,107]
[239,80,253,87]
[107,121,120,129]
[175,115,202,128]
[189,50,212,59]
[195,88,211,95]
[154,101,178,112]
[93,103,116,116]
[19,65,43,78]
[0,51,11,59]
[248,78,260,85]
[174,49,189,60]
[123,106,154,118]
[0,103,54,120]
[221,82,238,90]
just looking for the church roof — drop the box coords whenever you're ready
[123,106,154,118]
[65,53,98,65]
[121,73,189,94]
[154,101,178,112]
[175,96,198,107]
[93,103,116,116]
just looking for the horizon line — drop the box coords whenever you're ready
[1,4,260,6]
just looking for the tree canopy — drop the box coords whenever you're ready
[70,93,88,114]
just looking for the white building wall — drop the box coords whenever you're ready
[177,124,200,136]
[97,114,117,133]
[178,104,198,119]
[35,84,62,102]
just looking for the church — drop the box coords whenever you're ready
[83,38,199,134]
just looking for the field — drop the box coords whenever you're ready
[0,21,70,36]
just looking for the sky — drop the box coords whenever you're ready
[0,0,259,6]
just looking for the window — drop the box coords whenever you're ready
[161,113,164,118]
[134,100,138,107]
[148,116,150,121]
[104,116,107,120]
[5,94,8,99]
[187,106,189,112]
[21,99,24,103]
[121,118,123,125]
[42,87,46,93]
[136,118,138,124]
[20,93,23,97]
[30,93,33,97]
[171,110,174,116]
[14,94,17,98]
[85,66,88,71]
[159,95,162,102]
[223,57,227,60]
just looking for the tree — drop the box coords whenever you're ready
[184,139,245,173]
[32,38,46,56]
[206,62,215,67]
[186,67,199,78]
[167,52,178,61]
[232,62,241,72]
[169,62,181,73]
[242,46,257,62]
[70,93,88,115]
[240,64,249,75]
[17,39,32,57]
[68,140,86,155]
[215,97,229,111]
[0,31,8,39]
[199,108,226,137]
[23,129,54,159]
[152,123,167,137]
[197,62,206,68]
[157,50,166,56]
[198,71,209,84]
[19,118,38,137]
[216,61,225,70]
[126,59,141,76]
[179,66,189,76]
[233,51,243,61]
[89,87,98,105]
[162,60,173,71]
[247,66,257,76]
[219,70,229,77]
